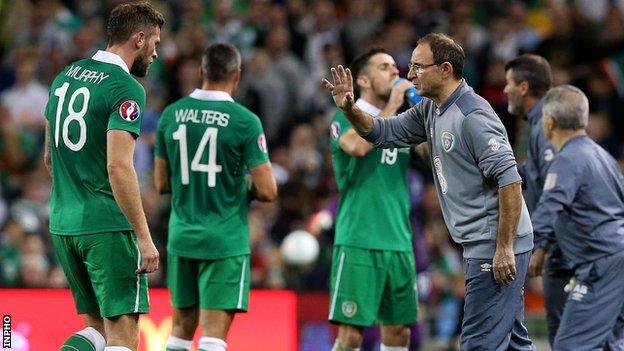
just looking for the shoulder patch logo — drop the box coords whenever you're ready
[544,148,554,162]
[442,131,455,152]
[258,134,268,153]
[488,137,501,151]
[544,173,557,190]
[330,122,341,140]
[341,301,357,318]
[119,100,140,122]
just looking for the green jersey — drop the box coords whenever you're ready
[155,89,270,260]
[330,99,412,251]
[44,51,145,235]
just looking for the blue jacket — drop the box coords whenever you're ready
[532,135,624,268]
[518,100,572,272]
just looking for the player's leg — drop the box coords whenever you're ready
[197,309,234,351]
[196,254,250,350]
[61,313,107,351]
[542,265,573,347]
[167,254,200,350]
[328,246,385,350]
[507,252,536,351]
[460,251,534,351]
[83,231,149,350]
[554,251,624,351]
[334,324,365,350]
[103,314,139,350]
[51,234,107,351]
[167,307,198,350]
[378,250,418,351]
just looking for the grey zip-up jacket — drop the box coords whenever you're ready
[363,80,534,259]
[532,135,624,268]
[518,99,572,272]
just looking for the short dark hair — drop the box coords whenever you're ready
[505,54,552,98]
[201,43,241,82]
[107,2,165,45]
[417,33,465,79]
[349,48,387,80]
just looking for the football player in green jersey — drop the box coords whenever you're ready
[328,49,417,351]
[154,43,277,351]
[43,3,164,351]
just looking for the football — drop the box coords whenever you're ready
[280,230,320,266]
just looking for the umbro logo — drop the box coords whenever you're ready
[480,263,492,272]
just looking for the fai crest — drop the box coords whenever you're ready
[441,131,455,152]
[258,134,268,153]
[341,301,357,318]
[488,137,501,151]
[119,100,140,122]
[330,122,341,140]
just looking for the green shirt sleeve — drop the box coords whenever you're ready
[107,78,146,138]
[243,116,270,169]
[329,110,353,149]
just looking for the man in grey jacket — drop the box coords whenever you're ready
[531,85,624,350]
[503,54,574,347]
[322,33,535,350]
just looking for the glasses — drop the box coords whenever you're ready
[408,62,439,74]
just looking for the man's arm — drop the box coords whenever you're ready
[107,130,159,274]
[495,181,523,285]
[248,162,277,202]
[339,130,373,157]
[528,157,579,277]
[44,121,52,176]
[154,156,170,194]
[463,111,526,285]
[322,65,426,148]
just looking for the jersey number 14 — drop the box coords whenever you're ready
[172,125,222,187]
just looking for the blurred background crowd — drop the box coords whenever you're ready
[1,0,624,348]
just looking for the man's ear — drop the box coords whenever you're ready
[356,75,369,90]
[440,62,453,79]
[519,81,530,98]
[133,31,146,49]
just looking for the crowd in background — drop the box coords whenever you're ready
[1,0,624,347]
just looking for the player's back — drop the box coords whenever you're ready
[45,52,145,235]
[156,90,268,259]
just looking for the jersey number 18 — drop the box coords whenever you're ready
[53,82,89,151]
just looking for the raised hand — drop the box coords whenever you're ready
[321,65,355,112]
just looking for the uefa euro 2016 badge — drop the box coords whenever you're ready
[330,122,341,140]
[257,134,268,153]
[442,131,454,152]
[119,100,140,122]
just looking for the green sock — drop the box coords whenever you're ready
[61,334,97,351]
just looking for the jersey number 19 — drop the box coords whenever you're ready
[172,125,223,187]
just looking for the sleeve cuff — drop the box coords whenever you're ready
[497,165,522,188]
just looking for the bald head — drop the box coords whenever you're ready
[542,85,589,130]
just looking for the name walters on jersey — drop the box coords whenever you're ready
[174,108,230,127]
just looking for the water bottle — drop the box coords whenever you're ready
[393,78,422,106]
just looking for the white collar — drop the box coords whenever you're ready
[91,50,130,74]
[189,89,234,102]
[355,98,381,117]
